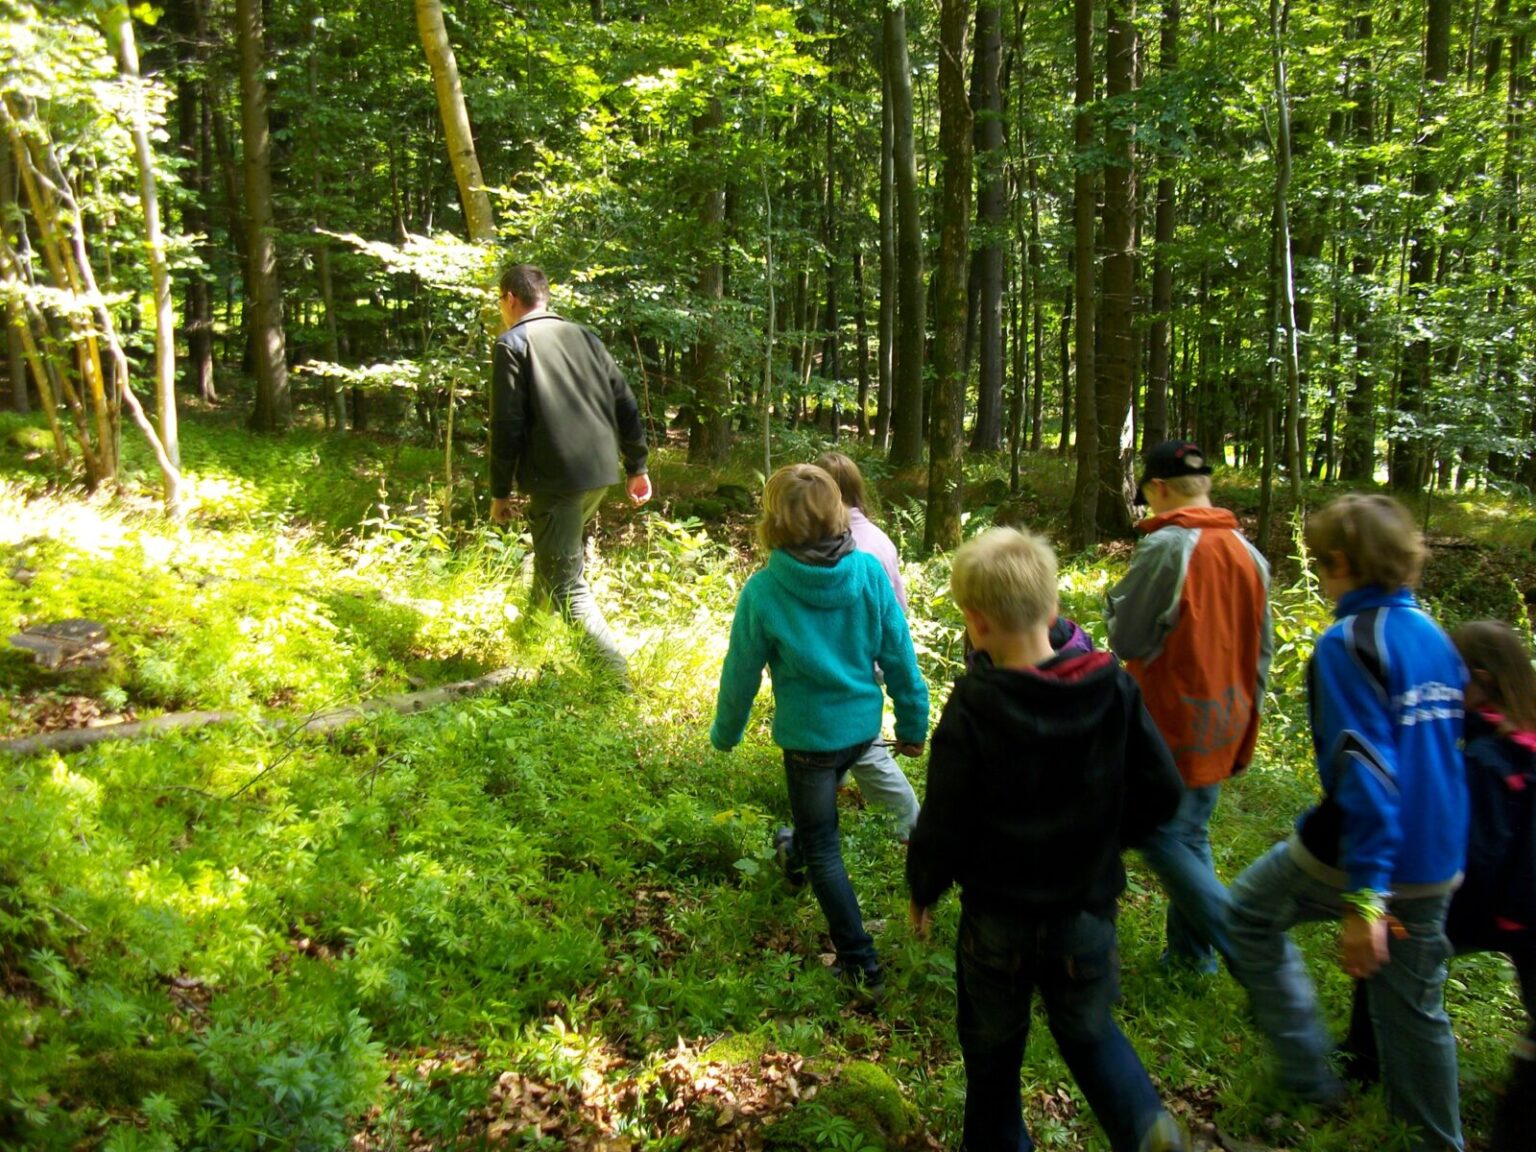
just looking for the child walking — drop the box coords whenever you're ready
[1341,619,1536,1151]
[1227,494,1467,1151]
[814,451,921,841]
[711,464,929,999]
[908,527,1188,1152]
[1106,439,1272,975]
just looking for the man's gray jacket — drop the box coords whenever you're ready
[489,312,648,498]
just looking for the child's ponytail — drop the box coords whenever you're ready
[1451,620,1536,732]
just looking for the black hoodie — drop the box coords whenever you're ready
[908,650,1182,918]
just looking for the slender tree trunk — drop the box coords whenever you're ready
[105,5,182,515]
[1095,0,1136,537]
[1070,0,1098,547]
[236,0,289,431]
[1390,0,1452,490]
[688,98,730,463]
[1028,162,1045,451]
[0,129,27,414]
[886,4,926,467]
[1145,0,1178,449]
[877,60,896,447]
[926,0,973,552]
[1269,0,1302,506]
[1341,15,1377,481]
[969,0,1006,452]
[414,0,495,243]
[853,244,871,439]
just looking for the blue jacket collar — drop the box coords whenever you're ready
[1334,584,1417,619]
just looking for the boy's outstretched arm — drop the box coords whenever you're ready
[906,693,971,911]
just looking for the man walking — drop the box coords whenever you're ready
[489,264,651,682]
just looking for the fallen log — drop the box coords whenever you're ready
[0,666,532,758]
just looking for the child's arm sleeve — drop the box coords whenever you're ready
[906,692,969,907]
[1121,682,1184,847]
[1313,631,1403,894]
[877,578,931,744]
[1105,532,1185,663]
[710,589,769,751]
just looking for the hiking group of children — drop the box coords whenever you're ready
[709,443,1535,1152]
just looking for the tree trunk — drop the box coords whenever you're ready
[1070,0,1098,548]
[236,0,290,432]
[1340,15,1376,482]
[1390,0,1452,490]
[1269,0,1302,506]
[0,126,26,414]
[969,0,1006,453]
[106,5,182,516]
[687,98,730,463]
[1145,0,1178,449]
[414,0,495,243]
[853,244,871,439]
[885,4,926,467]
[1095,0,1135,538]
[926,0,973,552]
[877,60,896,448]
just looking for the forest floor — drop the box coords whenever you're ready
[1,409,1532,1151]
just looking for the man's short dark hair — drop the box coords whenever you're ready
[499,264,550,308]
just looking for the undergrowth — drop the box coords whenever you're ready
[0,413,1529,1150]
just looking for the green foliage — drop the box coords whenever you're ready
[2,425,1529,1151]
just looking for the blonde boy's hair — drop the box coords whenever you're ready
[950,527,1058,630]
[1305,494,1426,590]
[1163,474,1212,500]
[759,464,850,551]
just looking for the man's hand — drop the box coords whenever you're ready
[627,473,653,505]
[1340,912,1390,979]
[909,902,933,941]
[893,741,924,758]
[490,497,516,525]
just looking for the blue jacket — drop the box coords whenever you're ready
[710,549,929,753]
[1294,585,1467,894]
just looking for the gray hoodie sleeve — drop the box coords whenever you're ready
[1104,528,1192,665]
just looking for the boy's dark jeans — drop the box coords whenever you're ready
[956,908,1166,1152]
[783,743,879,977]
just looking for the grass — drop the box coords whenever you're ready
[0,410,1529,1150]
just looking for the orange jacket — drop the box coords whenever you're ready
[1106,506,1273,788]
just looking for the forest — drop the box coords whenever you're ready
[1,0,1534,1148]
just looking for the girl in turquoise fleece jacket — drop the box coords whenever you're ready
[711,464,929,994]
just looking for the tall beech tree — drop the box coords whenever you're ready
[926,0,973,552]
[236,0,288,432]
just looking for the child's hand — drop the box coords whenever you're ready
[909,902,933,941]
[893,741,924,758]
[1339,913,1390,978]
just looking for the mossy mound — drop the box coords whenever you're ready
[60,1045,206,1112]
[701,1030,771,1065]
[764,1059,917,1151]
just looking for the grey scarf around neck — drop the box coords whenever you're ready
[785,531,856,568]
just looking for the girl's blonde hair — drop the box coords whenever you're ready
[759,464,849,551]
[1305,494,1426,590]
[1451,620,1536,731]
[814,451,872,514]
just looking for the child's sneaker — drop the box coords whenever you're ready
[1136,1113,1189,1152]
[773,827,806,889]
[832,962,886,1009]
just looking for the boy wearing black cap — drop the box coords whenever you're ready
[1105,440,1273,975]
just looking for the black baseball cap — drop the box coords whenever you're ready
[1135,440,1213,504]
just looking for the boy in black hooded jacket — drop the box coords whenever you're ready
[908,527,1186,1152]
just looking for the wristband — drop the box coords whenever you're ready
[1341,890,1389,922]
